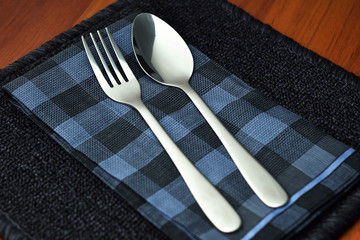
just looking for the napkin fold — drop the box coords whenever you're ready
[3,10,360,240]
[1,0,360,239]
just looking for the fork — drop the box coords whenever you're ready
[81,28,241,233]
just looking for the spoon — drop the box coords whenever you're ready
[131,13,288,208]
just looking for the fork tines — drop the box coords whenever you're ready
[81,28,135,88]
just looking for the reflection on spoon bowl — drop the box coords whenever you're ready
[132,13,288,209]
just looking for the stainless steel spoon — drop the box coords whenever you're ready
[131,13,288,208]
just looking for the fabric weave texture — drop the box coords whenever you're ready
[1,0,360,239]
[3,13,360,240]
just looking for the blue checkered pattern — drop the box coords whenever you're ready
[3,15,360,240]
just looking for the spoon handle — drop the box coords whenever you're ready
[180,83,288,208]
[133,101,241,233]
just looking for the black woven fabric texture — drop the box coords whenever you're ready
[1,0,359,239]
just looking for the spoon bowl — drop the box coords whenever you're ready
[132,13,193,87]
[132,13,288,209]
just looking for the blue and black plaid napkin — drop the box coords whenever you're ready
[3,13,360,240]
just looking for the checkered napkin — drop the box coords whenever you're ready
[3,14,360,240]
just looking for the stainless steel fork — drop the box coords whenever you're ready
[81,28,241,233]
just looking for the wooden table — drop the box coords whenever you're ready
[0,0,359,239]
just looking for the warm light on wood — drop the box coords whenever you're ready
[228,0,360,76]
[0,0,117,69]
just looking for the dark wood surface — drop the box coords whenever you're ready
[229,0,360,76]
[0,0,359,239]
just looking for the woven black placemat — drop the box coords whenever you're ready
[1,0,359,239]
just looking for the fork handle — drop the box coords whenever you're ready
[179,83,288,208]
[133,101,241,233]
